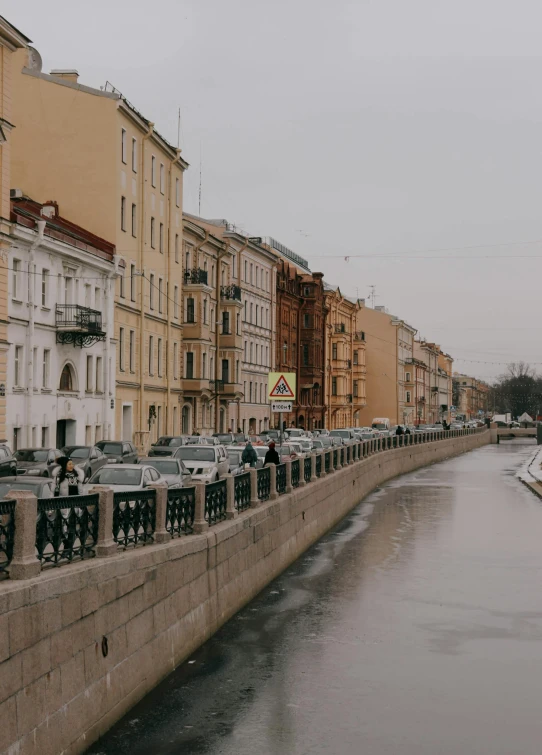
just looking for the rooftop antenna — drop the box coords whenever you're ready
[368,284,377,308]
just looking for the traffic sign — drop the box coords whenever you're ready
[271,401,292,413]
[268,372,296,400]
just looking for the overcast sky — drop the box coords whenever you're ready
[7,0,542,380]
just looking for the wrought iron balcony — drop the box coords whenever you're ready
[220,284,241,302]
[55,305,105,348]
[184,268,208,285]
[354,331,365,341]
[334,323,347,334]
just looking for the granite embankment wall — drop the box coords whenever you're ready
[0,430,489,755]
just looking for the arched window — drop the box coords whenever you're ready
[59,363,75,392]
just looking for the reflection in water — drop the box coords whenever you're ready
[89,443,542,755]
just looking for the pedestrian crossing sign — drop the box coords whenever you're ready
[268,372,296,400]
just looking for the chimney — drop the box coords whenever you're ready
[50,69,79,84]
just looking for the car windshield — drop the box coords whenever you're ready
[96,443,122,455]
[65,447,90,459]
[0,481,45,497]
[90,468,142,485]
[372,423,388,430]
[176,447,215,461]
[146,461,178,475]
[228,451,242,465]
[154,437,183,447]
[14,450,48,462]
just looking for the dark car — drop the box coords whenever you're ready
[61,445,107,481]
[14,448,62,477]
[148,436,188,457]
[95,441,138,465]
[0,476,55,499]
[0,444,17,478]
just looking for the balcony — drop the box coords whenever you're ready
[210,380,243,399]
[346,394,353,403]
[354,331,365,341]
[220,285,241,302]
[334,323,347,334]
[184,268,208,285]
[219,330,242,351]
[182,378,212,396]
[56,305,105,348]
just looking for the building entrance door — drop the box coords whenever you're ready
[56,419,76,448]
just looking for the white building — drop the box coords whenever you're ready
[7,196,120,450]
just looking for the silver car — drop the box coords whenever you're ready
[87,464,162,492]
[139,457,192,488]
[173,445,229,482]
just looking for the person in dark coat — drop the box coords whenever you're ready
[395,425,404,436]
[241,442,258,468]
[405,427,411,435]
[264,441,280,465]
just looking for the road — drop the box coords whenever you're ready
[89,442,542,755]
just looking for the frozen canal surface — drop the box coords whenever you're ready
[89,443,542,755]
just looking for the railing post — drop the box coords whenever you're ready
[6,490,41,580]
[311,453,317,481]
[147,481,169,543]
[89,485,116,558]
[268,464,278,500]
[224,473,237,519]
[335,449,342,470]
[193,482,207,534]
[298,459,307,486]
[249,468,260,507]
[319,450,326,477]
[285,459,293,492]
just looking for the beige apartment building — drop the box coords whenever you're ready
[11,47,188,448]
[0,18,30,443]
[414,341,440,423]
[324,286,366,428]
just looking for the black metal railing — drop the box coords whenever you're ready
[354,331,365,341]
[346,445,351,464]
[113,490,156,548]
[276,463,287,494]
[184,268,208,285]
[220,284,241,301]
[257,466,271,501]
[315,454,322,477]
[36,494,99,566]
[291,459,300,488]
[334,323,347,334]
[325,451,331,474]
[304,456,312,484]
[234,472,251,511]
[340,447,345,466]
[0,499,15,575]
[205,479,227,524]
[55,304,103,333]
[166,487,195,536]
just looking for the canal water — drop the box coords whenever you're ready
[89,442,542,755]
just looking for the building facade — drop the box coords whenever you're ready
[0,18,30,444]
[405,357,427,425]
[11,49,188,450]
[7,197,119,450]
[396,319,417,425]
[453,373,489,420]
[324,286,366,428]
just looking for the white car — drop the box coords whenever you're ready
[139,457,192,488]
[173,444,229,482]
[87,464,162,492]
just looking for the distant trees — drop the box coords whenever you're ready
[489,362,542,419]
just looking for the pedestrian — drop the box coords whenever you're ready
[241,441,258,468]
[52,457,84,497]
[264,441,280,465]
[405,427,411,435]
[396,425,404,436]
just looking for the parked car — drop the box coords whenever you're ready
[254,446,268,468]
[297,439,313,455]
[234,432,248,443]
[14,447,62,477]
[185,436,220,446]
[0,444,17,478]
[148,436,188,457]
[225,447,247,476]
[95,441,138,465]
[276,444,299,461]
[285,428,307,439]
[212,433,236,445]
[0,476,55,499]
[311,439,325,451]
[264,429,281,441]
[87,464,162,491]
[318,436,334,449]
[61,445,108,481]
[329,429,355,443]
[139,457,192,488]
[173,445,229,482]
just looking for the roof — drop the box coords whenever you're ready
[0,15,31,47]
[11,197,119,264]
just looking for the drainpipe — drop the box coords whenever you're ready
[25,219,46,446]
[138,123,154,447]
[104,256,122,439]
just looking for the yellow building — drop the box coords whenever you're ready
[324,286,366,428]
[11,48,188,449]
[0,18,30,443]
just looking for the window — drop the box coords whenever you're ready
[303,313,311,328]
[121,196,126,231]
[131,203,137,237]
[173,286,179,318]
[149,274,155,310]
[406,391,412,403]
[244,301,247,321]
[41,426,49,447]
[119,271,125,298]
[119,327,125,370]
[158,278,163,313]
[157,338,163,376]
[236,359,239,382]
[304,286,311,297]
[185,248,190,271]
[159,223,164,253]
[32,347,37,388]
[129,330,135,372]
[132,137,137,172]
[149,336,154,376]
[332,377,337,396]
[353,380,358,398]
[244,260,248,281]
[332,343,338,360]
[405,372,411,382]
[151,155,156,187]
[250,263,253,284]
[150,217,156,248]
[42,349,50,388]
[255,305,258,325]
[12,260,20,300]
[353,351,358,366]
[202,353,207,378]
[236,313,240,334]
[244,341,247,361]
[160,163,165,194]
[250,303,253,323]
[303,344,310,366]
[175,177,180,207]
[94,287,101,311]
[14,346,22,387]
[41,270,49,307]
[121,128,127,163]
[173,342,178,379]
[255,267,259,287]
[203,298,207,324]
[96,357,103,392]
[222,359,229,383]
[186,297,195,323]
[86,355,93,391]
[222,311,230,334]
[59,364,73,392]
[186,352,194,379]
[175,234,179,263]
[130,265,136,301]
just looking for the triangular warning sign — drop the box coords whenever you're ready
[270,374,295,398]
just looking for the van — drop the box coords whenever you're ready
[371,418,390,431]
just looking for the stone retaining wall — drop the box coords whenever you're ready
[0,430,489,755]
